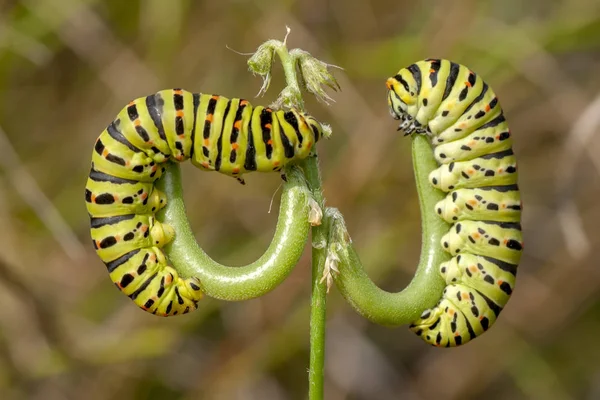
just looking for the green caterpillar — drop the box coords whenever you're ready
[85,89,325,316]
[386,59,523,346]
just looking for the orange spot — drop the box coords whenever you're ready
[430,68,435,73]
[125,161,130,166]
[102,150,108,157]
[141,226,148,233]
[91,194,96,202]
[267,139,273,145]
[460,123,467,128]
[95,240,100,248]
[473,233,480,239]
[176,110,184,118]
[232,143,239,150]
[465,81,472,88]
[503,239,508,245]
[501,204,506,209]
[233,120,242,130]
[306,140,312,148]
[479,316,483,320]
[134,119,141,127]
[203,139,210,146]
[462,293,469,300]
[265,123,272,130]
[115,235,121,242]
[273,161,280,167]
[470,265,477,272]
[150,254,156,261]
[232,167,240,174]
[240,99,249,106]
[140,192,148,200]
[468,200,477,206]
[266,108,272,112]
[468,169,475,175]
[211,95,219,100]
[201,161,209,168]
[128,101,135,106]
[498,168,503,173]
[385,78,394,90]
[113,195,119,201]
[485,104,491,112]
[498,280,503,285]
[469,140,476,147]
[206,114,213,122]
[176,154,184,161]
[174,89,183,95]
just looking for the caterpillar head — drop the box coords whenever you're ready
[386,72,418,121]
[302,113,330,142]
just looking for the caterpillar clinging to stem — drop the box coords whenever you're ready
[386,59,523,346]
[85,90,326,316]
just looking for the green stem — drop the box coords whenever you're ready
[155,164,311,301]
[273,39,326,400]
[330,134,450,326]
[303,154,327,400]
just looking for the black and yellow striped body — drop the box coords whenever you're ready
[387,60,523,346]
[86,89,325,316]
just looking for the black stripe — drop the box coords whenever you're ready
[94,139,105,155]
[261,109,273,159]
[407,64,421,94]
[129,272,158,300]
[442,62,460,101]
[477,184,519,192]
[127,104,139,121]
[90,214,135,229]
[280,128,295,158]
[284,111,303,147]
[480,149,514,160]
[204,97,217,140]
[107,121,141,153]
[482,256,518,275]
[464,83,488,113]
[231,103,244,143]
[105,249,140,273]
[463,313,477,340]
[394,74,409,92]
[145,95,167,141]
[89,168,137,184]
[429,59,441,87]
[174,92,184,110]
[474,289,503,317]
[106,154,126,166]
[476,114,506,131]
[215,100,231,171]
[244,116,257,171]
[479,220,522,230]
[190,93,200,159]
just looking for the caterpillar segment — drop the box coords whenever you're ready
[86,89,325,316]
[387,59,523,346]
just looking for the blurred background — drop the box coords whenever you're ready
[0,0,599,399]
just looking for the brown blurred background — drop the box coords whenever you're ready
[0,0,599,399]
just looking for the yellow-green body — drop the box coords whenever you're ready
[387,59,522,346]
[86,89,324,316]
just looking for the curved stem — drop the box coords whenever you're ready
[331,134,450,326]
[155,164,310,301]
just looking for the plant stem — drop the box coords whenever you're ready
[155,164,311,300]
[329,134,450,325]
[303,154,327,400]
[274,39,326,400]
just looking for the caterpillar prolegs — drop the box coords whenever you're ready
[387,59,523,346]
[86,89,325,316]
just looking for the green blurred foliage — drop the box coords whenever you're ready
[0,0,599,399]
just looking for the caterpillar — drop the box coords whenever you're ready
[85,89,325,316]
[386,59,523,346]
